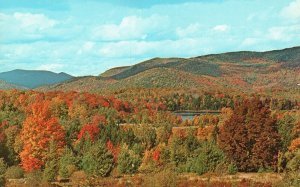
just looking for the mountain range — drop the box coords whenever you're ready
[1,46,299,99]
[38,46,300,99]
[0,69,73,89]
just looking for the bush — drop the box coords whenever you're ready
[25,170,43,187]
[5,166,24,179]
[143,168,177,187]
[70,171,87,185]
[81,142,114,177]
[227,162,238,175]
[117,147,141,174]
[276,172,300,187]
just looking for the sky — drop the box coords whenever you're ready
[0,0,300,76]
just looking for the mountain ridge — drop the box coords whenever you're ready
[0,69,74,89]
[37,46,300,100]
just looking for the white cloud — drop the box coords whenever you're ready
[176,23,201,38]
[281,0,300,20]
[98,38,217,58]
[268,24,300,41]
[13,12,57,30]
[92,15,168,41]
[0,12,58,42]
[241,38,259,46]
[36,64,64,72]
[77,41,95,55]
[212,24,230,32]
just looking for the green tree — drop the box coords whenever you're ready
[43,142,60,182]
[186,141,225,175]
[58,148,77,179]
[278,114,295,152]
[81,142,114,177]
[117,146,141,174]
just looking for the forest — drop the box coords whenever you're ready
[0,89,299,186]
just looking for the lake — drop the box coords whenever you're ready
[173,110,221,121]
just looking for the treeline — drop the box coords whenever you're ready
[0,90,299,186]
[115,89,299,111]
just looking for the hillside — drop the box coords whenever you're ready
[0,80,27,90]
[100,66,130,77]
[0,69,73,89]
[38,46,300,99]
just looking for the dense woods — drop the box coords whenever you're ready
[0,89,299,186]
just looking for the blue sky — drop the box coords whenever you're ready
[0,0,300,76]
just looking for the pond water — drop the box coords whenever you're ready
[173,111,220,121]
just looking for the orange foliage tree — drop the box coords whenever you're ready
[20,101,65,172]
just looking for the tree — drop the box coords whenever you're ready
[81,142,114,177]
[117,146,141,174]
[277,114,295,152]
[77,124,100,142]
[186,141,225,175]
[218,97,281,172]
[20,101,65,172]
[43,141,59,181]
[0,158,7,186]
[58,148,77,179]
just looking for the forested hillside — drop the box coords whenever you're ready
[39,46,300,100]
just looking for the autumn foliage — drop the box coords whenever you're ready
[77,124,100,142]
[20,101,65,172]
[218,97,281,171]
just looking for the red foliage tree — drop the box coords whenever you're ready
[77,124,100,142]
[218,97,281,171]
[20,101,65,172]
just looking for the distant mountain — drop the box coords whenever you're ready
[0,69,74,89]
[0,80,27,90]
[38,46,300,99]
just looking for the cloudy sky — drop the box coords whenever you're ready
[0,0,300,76]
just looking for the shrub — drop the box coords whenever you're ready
[70,171,87,185]
[143,168,177,187]
[81,142,114,177]
[5,166,24,179]
[25,170,43,187]
[227,163,238,175]
[117,147,141,174]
